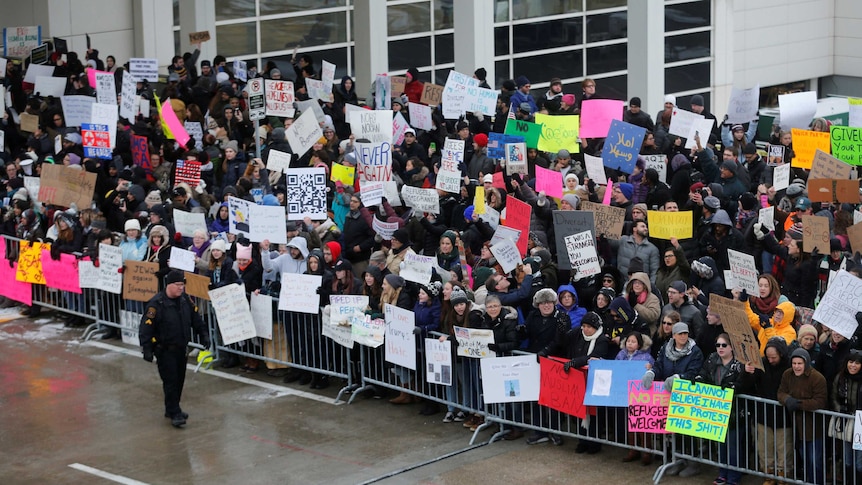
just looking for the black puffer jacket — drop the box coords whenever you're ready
[482,307,520,354]
[523,308,571,353]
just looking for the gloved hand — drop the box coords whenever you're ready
[50,243,61,261]
[563,360,576,373]
[516,325,527,342]
[487,343,500,352]
[335,180,345,193]
[511,173,523,186]
[412,326,423,335]
[587,179,596,193]
[739,289,749,302]
[664,374,678,391]
[93,258,100,268]
[641,371,655,389]
[752,222,767,241]
[537,191,547,207]
[784,396,801,411]
[758,312,772,328]
[811,247,820,258]
[174,232,183,243]
[143,347,154,362]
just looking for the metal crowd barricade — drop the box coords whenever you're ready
[666,393,857,485]
[209,301,354,402]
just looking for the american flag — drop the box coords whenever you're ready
[175,159,201,186]
[508,102,517,121]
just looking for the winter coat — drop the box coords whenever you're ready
[544,326,610,368]
[625,273,662,328]
[615,237,660,284]
[744,300,798,356]
[413,298,442,337]
[524,307,571,353]
[777,360,827,441]
[120,236,148,262]
[654,246,691,297]
[690,256,726,307]
[341,210,375,264]
[763,235,819,308]
[661,296,706,340]
[615,334,655,366]
[651,339,704,381]
[482,307,520,354]
[750,339,792,427]
[556,284,587,329]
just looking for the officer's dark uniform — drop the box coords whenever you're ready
[139,289,210,425]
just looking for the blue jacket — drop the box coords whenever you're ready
[652,339,704,381]
[556,284,587,329]
[510,90,538,114]
[413,298,441,336]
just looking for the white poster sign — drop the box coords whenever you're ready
[375,75,391,110]
[249,292,273,340]
[400,186,440,214]
[372,217,399,240]
[350,110,393,144]
[34,76,65,98]
[812,270,862,339]
[564,230,601,276]
[352,315,386,348]
[454,326,496,358]
[355,141,393,182]
[285,108,322,157]
[168,247,196,272]
[249,205,287,244]
[758,206,775,231]
[773,163,791,191]
[490,238,522,274]
[642,154,667,184]
[408,102,433,131]
[265,149,293,173]
[424,338,453,385]
[400,253,435,285]
[120,70,137,120]
[360,182,384,207]
[669,107,704,138]
[726,84,761,124]
[95,72,117,105]
[278,273,322,314]
[265,80,295,117]
[778,91,818,130]
[209,283,257,344]
[480,355,541,403]
[727,248,758,294]
[172,209,207,235]
[129,58,159,82]
[584,154,607,184]
[61,95,96,127]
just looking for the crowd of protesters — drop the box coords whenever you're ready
[3,40,862,485]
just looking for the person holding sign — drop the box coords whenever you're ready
[830,351,862,483]
[139,270,211,428]
[754,221,819,308]
[748,337,794,484]
[777,349,827,485]
[694,333,754,485]
[738,288,797,357]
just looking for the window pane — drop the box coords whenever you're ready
[665,0,711,32]
[434,0,454,30]
[586,0,626,10]
[675,92,711,112]
[260,0,347,16]
[174,30,180,55]
[388,3,431,36]
[260,13,347,53]
[435,34,454,65]
[433,68,452,85]
[263,48,350,83]
[585,12,627,43]
[215,0,255,21]
[495,26,510,57]
[512,0,582,20]
[513,18,583,54]
[594,74,627,101]
[665,62,711,93]
[665,31,711,63]
[216,23,257,58]
[513,50,583,84]
[587,43,626,75]
[389,37,431,72]
[173,0,179,26]
[495,0,509,22]
[495,60,510,88]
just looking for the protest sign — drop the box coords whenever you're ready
[16,242,46,284]
[779,91,817,130]
[538,357,587,418]
[855,411,862,451]
[482,205,500,229]
[552,210,595,270]
[188,30,210,43]
[436,138,464,193]
[390,76,405,96]
[29,43,48,64]
[727,249,758,293]
[174,159,200,186]
[392,112,409,145]
[838,180,861,203]
[81,122,112,159]
[23,63,54,84]
[564,230,601,277]
[424,338,453,385]
[473,186,485,214]
[286,109,322,157]
[580,99,623,138]
[372,217,398,240]
[23,177,39,201]
[481,355,540,404]
[375,74,391,110]
[296,98,326,124]
[759,206,775,231]
[209,284,257,344]
[325,294,368,348]
[725,84,760,124]
[38,164,97,209]
[767,145,785,165]
[306,78,328,102]
[602,120,646,174]
[265,80,295,117]
[454,326,496,358]
[168,247,196,273]
[800,214,830,254]
[350,110,393,144]
[34,76,65,98]
[129,58,159,82]
[628,381,670,433]
[584,154,607,183]
[248,292,273,340]
[535,113,580,153]
[400,253,435,285]
[0,59,5,79]
[849,222,862,254]
[89,244,123,294]
[401,186,440,213]
[666,379,733,442]
[320,60,335,94]
[4,26,41,58]
[807,178,833,203]
[490,238,522,274]
[773,163,791,191]
[120,70,137,120]
[160,99,190,147]
[504,142,527,175]
[492,171,506,190]
[645,210,693,239]
[813,270,862,339]
[504,118,542,149]
[119,310,141,346]
[408,102,432,131]
[265,149,293,174]
[184,121,203,150]
[464,86,499,117]
[61,95,95,127]
[642,154,667,183]
[384,304,417,369]
[669,107,703,138]
[19,113,39,133]
[40,250,81,294]
[851,98,862,128]
[0,242,31,305]
[580,201,625,239]
[535,165,563,199]
[95,72,116,105]
[172,210,207,236]
[419,83,443,106]
[685,117,716,149]
[277,273,322,314]
[503,196,531,256]
[360,182,384,207]
[708,295,764,371]
[183,272,211,300]
[832,126,862,166]
[487,132,524,159]
[285,167,327,220]
[250,205,287,244]
[122,260,159,302]
[809,149,852,180]
[352,314,385,348]
[441,70,479,119]
[355,141,393,181]
[228,196,253,237]
[232,59,248,82]
[584,360,649,407]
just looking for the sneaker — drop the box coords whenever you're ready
[453,411,466,422]
[443,412,455,423]
[713,477,727,485]
[526,432,549,445]
[549,434,563,446]
[469,417,485,431]
[463,415,478,428]
[171,414,187,428]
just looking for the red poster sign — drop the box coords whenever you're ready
[537,357,587,419]
[503,195,531,256]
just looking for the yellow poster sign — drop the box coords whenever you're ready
[646,211,693,240]
[330,163,355,185]
[473,186,485,214]
[16,241,47,285]
[535,113,580,154]
[791,129,831,169]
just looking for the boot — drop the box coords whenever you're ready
[389,383,413,404]
[298,371,312,385]
[761,467,776,485]
[220,354,239,369]
[100,328,120,340]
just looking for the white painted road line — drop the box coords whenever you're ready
[68,463,150,485]
[82,341,341,405]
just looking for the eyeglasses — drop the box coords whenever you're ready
[662,321,674,325]
[715,343,730,348]
[664,254,675,259]
[602,278,613,283]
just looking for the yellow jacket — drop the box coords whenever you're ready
[745,300,797,356]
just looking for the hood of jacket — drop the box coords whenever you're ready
[286,236,309,259]
[774,301,796,329]
[625,272,652,293]
[557,284,579,308]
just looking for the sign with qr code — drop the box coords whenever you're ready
[285,167,327,220]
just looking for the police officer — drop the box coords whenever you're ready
[140,269,210,428]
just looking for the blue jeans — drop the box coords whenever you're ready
[718,426,746,484]
[844,443,862,473]
[800,439,824,485]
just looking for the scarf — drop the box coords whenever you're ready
[664,339,694,362]
[238,260,250,272]
[753,295,778,314]
[583,326,603,357]
[736,209,757,230]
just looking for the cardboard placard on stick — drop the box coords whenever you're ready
[122,261,159,302]
[807,178,833,203]
[801,215,830,254]
[579,201,625,239]
[38,164,97,209]
[708,295,764,371]
[419,83,443,106]
[848,222,862,254]
[184,272,211,300]
[836,180,860,203]
[809,149,852,180]
[188,30,210,43]
[20,112,39,132]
